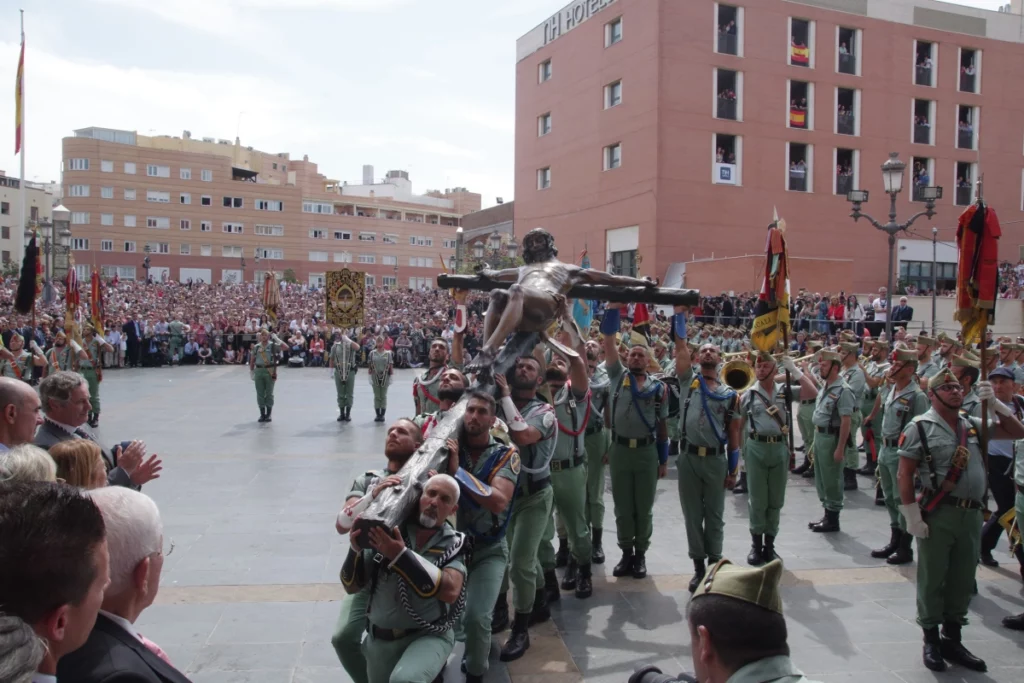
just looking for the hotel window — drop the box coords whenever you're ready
[222,245,243,258]
[837,27,861,76]
[309,229,327,239]
[101,186,114,199]
[180,219,191,231]
[100,240,113,252]
[124,188,136,200]
[715,69,741,121]
[786,142,812,192]
[835,148,859,196]
[180,244,191,255]
[956,105,978,151]
[836,87,859,136]
[604,80,622,109]
[124,241,136,253]
[69,158,89,171]
[954,161,977,207]
[913,158,937,203]
[538,113,552,137]
[200,221,212,232]
[715,3,741,57]
[71,238,90,250]
[914,40,937,87]
[539,59,552,83]
[787,81,812,130]
[200,245,212,256]
[358,254,377,264]
[382,255,398,266]
[912,99,935,145]
[201,169,213,182]
[146,164,170,178]
[222,196,243,208]
[222,222,244,234]
[366,275,377,287]
[146,217,170,229]
[309,251,329,262]
[146,190,170,203]
[101,160,114,173]
[334,231,352,241]
[71,212,90,224]
[605,17,623,47]
[604,143,622,171]
[713,133,741,185]
[359,232,376,242]
[383,234,398,244]
[382,276,397,289]
[302,201,334,214]
[789,18,813,68]
[180,168,192,180]
[124,162,136,174]
[256,247,283,260]
[334,252,352,263]
[69,185,90,197]
[255,199,283,211]
[255,224,284,236]
[101,213,114,226]
[180,193,191,205]
[959,48,981,94]
[537,167,551,190]
[201,195,211,206]
[124,215,136,227]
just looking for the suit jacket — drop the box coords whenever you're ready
[33,420,137,489]
[57,613,193,683]
[892,305,914,322]
[123,320,141,343]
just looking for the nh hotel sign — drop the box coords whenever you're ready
[543,0,618,45]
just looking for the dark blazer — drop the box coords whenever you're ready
[33,420,137,489]
[57,613,193,683]
[892,304,914,322]
[123,320,141,342]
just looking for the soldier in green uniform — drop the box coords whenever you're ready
[45,331,77,374]
[740,352,790,566]
[249,329,283,423]
[790,342,823,478]
[672,313,740,592]
[79,325,115,428]
[864,348,929,565]
[897,370,1024,672]
[412,368,468,437]
[331,418,425,683]
[914,335,940,381]
[413,339,451,417]
[341,474,467,683]
[494,356,557,662]
[449,390,519,683]
[952,354,983,418]
[329,332,361,422]
[792,349,853,533]
[583,342,610,565]
[837,341,866,491]
[689,559,824,683]
[167,313,190,365]
[368,336,393,423]
[857,340,890,478]
[1002,397,1024,629]
[600,309,669,582]
[0,333,46,384]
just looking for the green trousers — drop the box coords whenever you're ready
[81,367,101,415]
[877,446,905,530]
[797,402,815,455]
[812,433,844,511]
[455,540,507,677]
[584,429,608,530]
[371,380,390,410]
[843,410,863,468]
[608,442,659,552]
[676,450,727,561]
[254,368,275,408]
[336,372,357,410]
[539,464,592,566]
[331,591,369,683]
[362,627,454,683]
[744,439,789,536]
[915,505,982,628]
[500,485,553,614]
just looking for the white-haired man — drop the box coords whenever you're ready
[58,486,190,683]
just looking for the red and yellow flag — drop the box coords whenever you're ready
[750,213,791,352]
[791,45,810,65]
[955,202,1001,344]
[14,30,24,154]
[90,269,105,337]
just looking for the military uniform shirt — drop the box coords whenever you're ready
[917,358,940,380]
[898,409,987,502]
[500,397,556,487]
[414,365,448,416]
[840,364,867,405]
[605,359,668,440]
[78,338,103,369]
[168,320,185,338]
[552,383,590,462]
[742,381,787,437]
[812,377,855,428]
[677,367,734,448]
[369,350,392,386]
[348,468,389,500]
[725,654,822,683]
[880,382,930,439]
[960,389,982,420]
[47,346,75,372]
[253,342,280,367]
[456,436,519,540]
[863,360,890,404]
[330,338,358,380]
[587,366,610,431]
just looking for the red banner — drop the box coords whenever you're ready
[955,202,1000,344]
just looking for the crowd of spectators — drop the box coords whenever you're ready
[913,160,931,187]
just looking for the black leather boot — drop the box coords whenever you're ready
[632,551,647,579]
[688,558,706,593]
[940,622,987,671]
[810,509,840,533]
[856,458,877,477]
[591,527,605,565]
[1003,612,1024,630]
[543,570,560,603]
[763,534,779,562]
[342,407,351,422]
[575,563,593,599]
[808,510,829,530]
[258,407,267,422]
[843,467,858,491]
[491,592,509,633]
[871,527,901,559]
[747,533,764,566]
[554,537,569,568]
[802,464,815,479]
[499,612,531,662]
[732,471,748,494]
[922,627,946,671]
[874,481,886,506]
[887,531,914,565]
[612,547,634,578]
[560,559,577,591]
[528,588,550,625]
[979,549,999,567]
[265,406,272,423]
[792,457,810,475]
[337,411,344,422]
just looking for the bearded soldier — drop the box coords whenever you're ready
[45,331,77,374]
[413,339,452,417]
[330,331,361,422]
[79,325,115,427]
[368,336,393,423]
[914,335,941,381]
[0,333,46,384]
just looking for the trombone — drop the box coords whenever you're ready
[721,350,818,362]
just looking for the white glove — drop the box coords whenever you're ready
[975,380,994,402]
[30,340,43,354]
[781,356,803,380]
[71,340,83,353]
[900,503,929,539]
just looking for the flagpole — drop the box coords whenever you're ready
[18,10,26,262]
[975,175,990,475]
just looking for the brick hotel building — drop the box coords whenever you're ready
[61,128,480,287]
[515,0,1024,293]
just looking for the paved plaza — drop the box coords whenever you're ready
[92,366,1024,683]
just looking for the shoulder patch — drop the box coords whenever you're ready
[898,432,907,447]
[542,411,555,430]
[510,452,521,475]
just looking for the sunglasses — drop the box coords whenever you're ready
[934,383,963,393]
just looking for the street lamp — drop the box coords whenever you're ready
[393,262,399,289]
[142,244,152,283]
[473,242,485,259]
[455,227,464,273]
[506,238,519,260]
[488,231,502,251]
[847,152,942,341]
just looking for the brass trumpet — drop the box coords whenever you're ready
[720,359,757,392]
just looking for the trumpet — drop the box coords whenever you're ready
[720,350,818,362]
[720,359,756,392]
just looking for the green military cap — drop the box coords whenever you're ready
[936,331,950,342]
[820,349,842,362]
[838,342,859,354]
[629,331,649,349]
[839,330,857,342]
[692,559,784,615]
[687,341,700,353]
[916,335,938,348]
[928,368,959,391]
[654,338,668,349]
[807,340,824,351]
[873,339,891,349]
[893,348,918,363]
[753,351,776,364]
[960,350,981,362]
[1013,343,1024,352]
[951,354,979,369]
[950,339,964,350]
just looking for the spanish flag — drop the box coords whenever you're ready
[789,107,806,128]
[14,26,24,154]
[954,201,1000,344]
[791,45,810,65]
[750,211,791,352]
[90,269,105,337]
[263,271,281,324]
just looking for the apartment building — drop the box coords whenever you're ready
[515,0,1024,293]
[61,128,481,288]
[0,171,56,266]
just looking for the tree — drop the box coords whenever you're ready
[282,268,299,284]
[1,260,19,280]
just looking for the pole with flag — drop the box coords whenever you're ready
[65,254,80,340]
[263,271,281,325]
[15,10,26,270]
[90,268,105,337]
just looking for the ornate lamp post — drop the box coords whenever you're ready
[142,244,152,283]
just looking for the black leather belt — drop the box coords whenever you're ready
[937,495,984,511]
[682,441,724,457]
[367,624,421,641]
[750,434,784,443]
[520,476,551,496]
[550,453,586,472]
[883,437,900,448]
[816,426,839,435]
[585,426,603,436]
[800,399,816,405]
[612,433,655,448]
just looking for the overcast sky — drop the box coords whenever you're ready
[0,0,1012,208]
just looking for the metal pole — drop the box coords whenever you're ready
[886,233,895,341]
[931,226,938,335]
[18,11,26,262]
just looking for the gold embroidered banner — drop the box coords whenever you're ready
[326,269,365,329]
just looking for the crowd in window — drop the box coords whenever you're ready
[913,161,931,187]
[715,146,737,164]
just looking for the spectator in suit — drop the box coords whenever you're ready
[0,376,44,451]
[58,487,192,683]
[33,371,161,490]
[0,443,57,484]
[891,296,914,324]
[121,317,141,368]
[0,482,110,682]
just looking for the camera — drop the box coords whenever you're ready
[628,665,698,683]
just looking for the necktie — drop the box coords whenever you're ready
[74,428,93,440]
[137,633,173,665]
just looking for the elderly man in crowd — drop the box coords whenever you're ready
[0,376,43,451]
[0,444,57,483]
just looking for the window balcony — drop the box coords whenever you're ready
[960,73,976,93]
[789,107,807,129]
[914,124,931,145]
[915,65,932,86]
[837,113,855,136]
[788,168,807,192]
[717,98,737,121]
[958,130,974,150]
[955,186,972,206]
[718,33,738,56]
[836,174,852,196]
[838,53,856,75]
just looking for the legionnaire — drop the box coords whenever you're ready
[583,341,610,565]
[413,368,468,438]
[790,341,823,478]
[864,348,929,565]
[0,332,46,384]
[897,371,1024,672]
[934,334,956,371]
[414,339,451,417]
[857,340,890,478]
[45,331,77,374]
[494,356,556,662]
[332,418,425,683]
[450,390,519,683]
[1003,396,1024,629]
[368,336,393,423]
[979,367,1022,568]
[793,349,853,533]
[341,474,467,683]
[601,307,669,581]
[79,324,115,428]
[167,313,190,364]
[837,341,866,492]
[688,559,825,683]
[952,354,983,419]
[914,335,941,381]
[329,331,361,422]
[249,329,283,423]
[673,310,740,592]
[997,339,1024,386]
